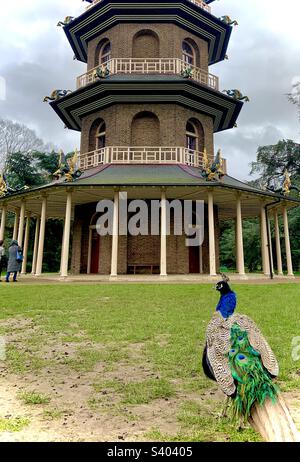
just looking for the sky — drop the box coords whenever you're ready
[0,0,299,180]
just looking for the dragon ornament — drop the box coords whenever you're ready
[223,89,250,102]
[201,149,225,181]
[53,149,82,182]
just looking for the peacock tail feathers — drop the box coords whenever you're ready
[228,323,279,421]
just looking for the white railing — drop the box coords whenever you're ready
[86,0,211,14]
[86,0,102,10]
[78,146,205,170]
[76,58,219,90]
[188,0,211,13]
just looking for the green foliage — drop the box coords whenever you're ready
[93,378,175,405]
[18,391,51,405]
[247,138,300,271]
[221,137,300,272]
[0,417,30,433]
[3,148,64,272]
[220,219,262,272]
[42,408,65,420]
[250,139,300,183]
[5,151,44,189]
[33,150,61,183]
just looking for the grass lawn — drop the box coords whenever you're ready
[0,283,299,442]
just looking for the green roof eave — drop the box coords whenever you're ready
[1,165,299,207]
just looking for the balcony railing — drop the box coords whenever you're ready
[188,0,211,13]
[78,146,206,171]
[76,58,219,91]
[86,0,211,14]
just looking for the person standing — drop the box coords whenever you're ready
[5,240,22,283]
[0,240,5,281]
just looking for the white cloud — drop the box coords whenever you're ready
[0,0,299,177]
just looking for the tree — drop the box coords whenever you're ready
[5,151,44,189]
[0,118,46,170]
[287,82,300,121]
[250,139,300,186]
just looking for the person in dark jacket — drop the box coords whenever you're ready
[5,240,22,283]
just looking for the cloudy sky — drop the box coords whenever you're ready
[0,0,299,180]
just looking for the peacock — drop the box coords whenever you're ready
[202,275,300,442]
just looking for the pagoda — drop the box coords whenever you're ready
[0,0,298,279]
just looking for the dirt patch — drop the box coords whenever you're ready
[1,318,300,442]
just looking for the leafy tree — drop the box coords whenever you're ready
[250,139,300,186]
[287,82,300,121]
[220,219,263,273]
[33,150,61,183]
[5,151,44,189]
[0,118,47,170]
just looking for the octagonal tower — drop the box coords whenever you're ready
[50,0,243,275]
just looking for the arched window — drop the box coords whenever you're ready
[89,118,106,152]
[182,41,195,66]
[186,121,198,151]
[96,121,106,149]
[99,40,111,64]
[186,119,205,152]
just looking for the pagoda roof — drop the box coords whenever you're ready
[1,164,299,202]
[50,75,243,133]
[1,164,299,219]
[64,0,232,65]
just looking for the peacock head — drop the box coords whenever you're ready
[216,274,232,295]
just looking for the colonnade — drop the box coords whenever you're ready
[0,192,295,278]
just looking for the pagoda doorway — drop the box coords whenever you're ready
[90,229,100,274]
[189,246,203,274]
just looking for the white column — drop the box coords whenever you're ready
[110,191,119,277]
[236,195,245,275]
[17,200,26,247]
[21,213,31,274]
[59,219,66,275]
[0,205,7,241]
[13,209,20,240]
[208,191,216,276]
[273,209,283,276]
[160,189,167,276]
[267,216,274,274]
[260,203,270,276]
[35,197,47,276]
[282,206,294,277]
[61,192,72,278]
[31,217,40,275]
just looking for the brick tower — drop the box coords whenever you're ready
[1,0,297,281]
[50,0,243,276]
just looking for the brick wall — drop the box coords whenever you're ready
[71,200,220,275]
[87,23,209,71]
[70,219,83,274]
[80,104,214,161]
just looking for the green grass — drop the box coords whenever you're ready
[1,283,300,441]
[0,417,30,432]
[42,408,65,420]
[18,391,51,405]
[93,378,175,405]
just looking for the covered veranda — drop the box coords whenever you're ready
[0,168,298,280]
